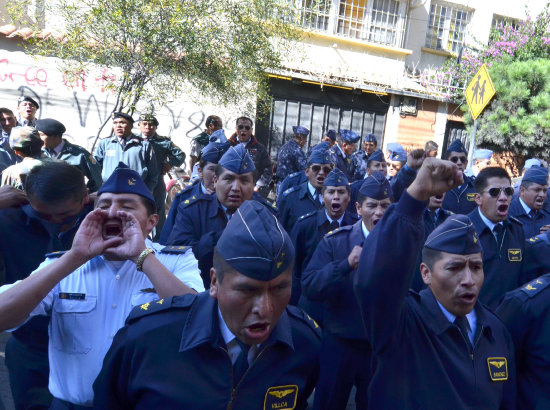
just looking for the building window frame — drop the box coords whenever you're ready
[424,1,473,54]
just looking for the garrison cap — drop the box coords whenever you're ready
[386,142,403,153]
[390,148,407,162]
[97,162,155,204]
[218,144,255,174]
[138,114,158,126]
[112,112,134,124]
[524,158,542,169]
[209,128,227,143]
[473,148,492,160]
[364,134,377,144]
[10,126,42,150]
[359,171,392,200]
[325,129,337,141]
[17,96,39,109]
[445,139,467,156]
[35,119,66,137]
[424,214,482,255]
[201,141,230,164]
[522,166,549,186]
[324,168,349,187]
[367,149,385,165]
[292,125,309,136]
[217,200,294,280]
[339,129,360,143]
[308,144,332,165]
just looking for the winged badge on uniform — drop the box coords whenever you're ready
[488,360,506,368]
[269,389,294,399]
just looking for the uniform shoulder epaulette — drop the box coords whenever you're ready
[519,276,550,298]
[126,294,196,324]
[297,211,316,222]
[160,245,190,254]
[45,250,67,258]
[282,186,300,196]
[180,194,204,208]
[286,305,321,338]
[288,171,300,178]
[326,225,352,236]
[526,235,544,245]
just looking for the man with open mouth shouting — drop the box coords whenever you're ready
[0,162,203,408]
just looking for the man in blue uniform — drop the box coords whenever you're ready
[303,171,391,409]
[166,144,256,287]
[94,112,158,191]
[387,147,407,180]
[276,125,308,190]
[160,141,228,244]
[330,129,359,180]
[348,133,377,182]
[348,149,387,216]
[442,139,477,214]
[496,275,550,409]
[278,146,333,233]
[36,118,103,192]
[509,166,550,238]
[93,200,321,408]
[354,158,516,409]
[138,114,186,239]
[468,167,526,309]
[290,169,357,319]
[0,163,202,408]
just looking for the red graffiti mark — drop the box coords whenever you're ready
[62,70,87,92]
[95,68,116,93]
[0,58,48,87]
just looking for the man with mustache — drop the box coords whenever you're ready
[0,162,203,408]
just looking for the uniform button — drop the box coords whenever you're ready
[112,304,117,309]
[115,275,120,280]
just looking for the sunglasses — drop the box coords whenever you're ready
[238,125,251,131]
[449,156,467,164]
[485,187,514,197]
[311,165,333,174]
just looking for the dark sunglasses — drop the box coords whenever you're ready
[311,165,333,174]
[449,156,467,163]
[485,187,514,198]
[238,125,251,131]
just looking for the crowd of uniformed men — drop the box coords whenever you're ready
[0,94,549,409]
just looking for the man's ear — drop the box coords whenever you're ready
[474,193,482,206]
[420,262,432,286]
[209,268,218,299]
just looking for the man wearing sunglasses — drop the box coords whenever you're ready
[442,139,478,215]
[279,146,333,233]
[467,167,526,309]
[228,117,272,198]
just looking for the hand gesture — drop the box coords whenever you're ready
[407,158,462,201]
[101,211,148,262]
[348,245,363,270]
[407,149,426,171]
[0,186,28,209]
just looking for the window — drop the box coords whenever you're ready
[298,0,407,48]
[425,1,472,53]
[491,14,522,31]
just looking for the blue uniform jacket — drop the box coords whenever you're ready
[508,197,550,239]
[442,174,477,214]
[276,171,307,209]
[496,274,550,410]
[467,208,526,309]
[353,192,516,409]
[524,232,550,282]
[302,220,367,339]
[93,292,321,409]
[279,182,323,233]
[276,139,307,181]
[330,146,352,181]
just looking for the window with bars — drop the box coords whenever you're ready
[298,0,407,48]
[425,1,472,53]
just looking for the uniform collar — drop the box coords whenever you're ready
[207,195,224,219]
[518,197,533,215]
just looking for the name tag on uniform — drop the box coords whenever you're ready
[466,193,476,201]
[508,249,522,262]
[106,149,117,157]
[487,357,508,381]
[264,385,298,410]
[59,292,85,300]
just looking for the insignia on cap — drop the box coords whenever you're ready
[128,178,136,186]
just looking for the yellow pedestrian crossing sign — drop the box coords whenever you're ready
[465,64,496,120]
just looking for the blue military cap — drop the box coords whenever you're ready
[217,200,295,280]
[367,149,385,165]
[424,214,482,255]
[112,112,134,124]
[359,171,392,200]
[364,134,377,144]
[386,142,403,153]
[524,158,542,169]
[209,128,227,143]
[445,139,467,156]
[201,141,230,164]
[339,129,360,143]
[390,148,407,162]
[97,162,155,204]
[473,149,492,160]
[308,144,332,165]
[522,166,549,185]
[17,95,39,109]
[324,168,349,187]
[35,118,66,137]
[138,113,159,126]
[218,144,255,174]
[325,129,337,141]
[292,125,309,136]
